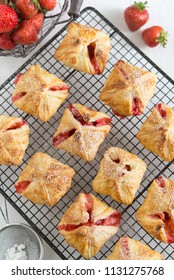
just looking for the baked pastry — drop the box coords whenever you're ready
[53,103,111,162]
[92,147,146,205]
[136,176,174,243]
[15,152,75,206]
[137,103,174,162]
[107,236,163,260]
[58,193,121,259]
[0,115,29,165]
[12,64,68,122]
[54,22,110,75]
[99,60,157,117]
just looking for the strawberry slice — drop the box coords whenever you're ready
[68,104,111,126]
[53,129,76,146]
[95,211,121,227]
[15,181,31,193]
[157,103,166,118]
[49,85,69,91]
[12,92,27,103]
[132,97,142,116]
[121,236,130,256]
[87,42,101,75]
[14,73,23,85]
[155,176,165,189]
[6,119,26,130]
[94,118,112,126]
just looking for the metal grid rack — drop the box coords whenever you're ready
[0,7,174,260]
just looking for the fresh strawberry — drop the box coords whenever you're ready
[27,12,44,33]
[12,20,38,45]
[0,33,15,50]
[124,1,149,31]
[142,26,168,47]
[15,0,40,19]
[38,0,56,11]
[0,4,18,33]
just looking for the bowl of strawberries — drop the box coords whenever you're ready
[0,0,69,57]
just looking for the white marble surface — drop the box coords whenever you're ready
[0,0,173,259]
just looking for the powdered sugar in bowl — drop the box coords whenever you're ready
[0,223,44,260]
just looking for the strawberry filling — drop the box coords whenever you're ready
[150,212,174,243]
[53,129,76,146]
[112,158,120,164]
[6,120,26,130]
[49,85,68,91]
[155,176,165,189]
[112,109,125,119]
[157,104,166,118]
[132,97,142,116]
[110,156,131,176]
[121,236,129,256]
[12,92,27,103]
[14,73,23,85]
[58,193,121,231]
[15,181,31,193]
[117,64,129,80]
[68,104,111,126]
[87,42,101,74]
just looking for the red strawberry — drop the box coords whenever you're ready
[27,13,44,33]
[124,1,149,31]
[38,0,56,11]
[142,26,168,48]
[12,20,38,45]
[0,4,18,33]
[0,33,15,50]
[15,0,40,19]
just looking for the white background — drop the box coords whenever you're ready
[0,0,174,260]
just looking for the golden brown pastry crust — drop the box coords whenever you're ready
[93,147,146,205]
[58,193,121,259]
[54,22,110,75]
[99,60,157,117]
[15,152,75,206]
[107,236,163,260]
[136,176,174,243]
[12,64,68,122]
[53,103,111,162]
[0,115,29,165]
[137,103,174,162]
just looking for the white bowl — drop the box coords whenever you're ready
[0,223,44,260]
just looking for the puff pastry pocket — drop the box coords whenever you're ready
[54,22,111,75]
[136,176,174,243]
[0,115,29,165]
[12,64,68,122]
[53,103,112,162]
[15,152,75,206]
[92,147,146,205]
[107,236,163,260]
[99,60,157,117]
[137,103,174,162]
[58,193,121,259]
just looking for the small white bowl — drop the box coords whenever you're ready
[0,223,44,260]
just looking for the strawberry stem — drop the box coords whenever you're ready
[31,0,41,10]
[156,31,168,47]
[134,1,148,10]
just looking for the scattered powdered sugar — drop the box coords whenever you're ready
[5,243,27,260]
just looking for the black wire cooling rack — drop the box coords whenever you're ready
[0,7,174,260]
